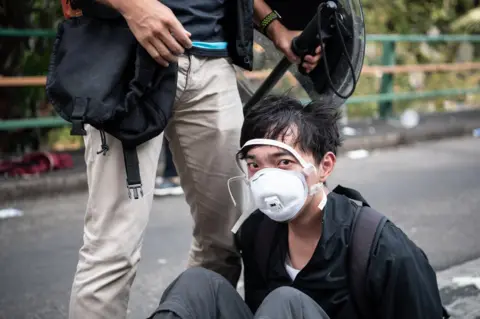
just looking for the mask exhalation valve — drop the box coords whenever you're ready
[265,196,284,212]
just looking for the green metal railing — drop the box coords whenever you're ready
[364,34,480,118]
[1,28,480,130]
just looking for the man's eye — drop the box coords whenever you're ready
[278,159,293,166]
[247,162,258,168]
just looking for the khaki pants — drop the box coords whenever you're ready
[69,55,244,319]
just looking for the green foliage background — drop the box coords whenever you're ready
[0,0,62,152]
[0,0,479,152]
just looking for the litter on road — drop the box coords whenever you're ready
[345,149,370,159]
[452,277,480,290]
[0,208,23,220]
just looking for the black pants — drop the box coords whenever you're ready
[163,138,177,178]
[148,267,331,319]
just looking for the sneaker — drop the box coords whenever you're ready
[154,176,184,196]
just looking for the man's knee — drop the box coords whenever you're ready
[257,287,330,319]
[71,243,138,319]
[265,286,304,303]
[162,267,232,300]
[153,267,246,319]
[177,267,227,286]
[76,238,141,280]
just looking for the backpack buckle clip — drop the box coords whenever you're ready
[127,183,143,199]
[70,97,88,136]
[70,118,87,136]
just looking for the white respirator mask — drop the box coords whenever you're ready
[228,139,327,233]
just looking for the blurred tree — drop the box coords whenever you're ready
[362,0,478,34]
[0,0,30,153]
[451,7,480,32]
[0,0,62,153]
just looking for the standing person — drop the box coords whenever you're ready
[66,0,323,318]
[67,0,251,318]
[154,138,183,197]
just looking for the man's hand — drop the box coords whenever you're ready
[267,21,322,74]
[104,0,193,67]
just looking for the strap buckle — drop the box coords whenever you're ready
[70,97,88,136]
[127,183,144,199]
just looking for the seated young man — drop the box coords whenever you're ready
[148,95,447,319]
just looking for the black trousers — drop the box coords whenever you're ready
[148,267,331,319]
[163,138,178,178]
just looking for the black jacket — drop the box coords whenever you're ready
[225,0,254,70]
[235,192,445,319]
[80,0,254,71]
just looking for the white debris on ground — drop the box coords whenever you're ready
[345,149,370,159]
[0,208,23,220]
[342,126,357,136]
[437,258,480,319]
[400,109,420,129]
[157,259,168,265]
[452,277,480,290]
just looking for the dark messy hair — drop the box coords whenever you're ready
[239,95,343,163]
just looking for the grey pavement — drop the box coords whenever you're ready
[437,258,480,319]
[1,108,480,202]
[0,137,479,319]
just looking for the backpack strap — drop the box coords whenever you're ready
[349,205,388,318]
[112,48,158,201]
[122,145,143,199]
[70,97,88,136]
[332,184,371,207]
[333,185,388,318]
[337,185,451,319]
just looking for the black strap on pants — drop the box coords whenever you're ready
[122,145,142,199]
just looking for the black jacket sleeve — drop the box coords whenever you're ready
[366,221,444,319]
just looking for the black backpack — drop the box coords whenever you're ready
[253,185,450,319]
[46,4,177,199]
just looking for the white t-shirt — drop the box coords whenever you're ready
[285,254,301,280]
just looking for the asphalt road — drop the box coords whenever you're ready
[1,137,479,319]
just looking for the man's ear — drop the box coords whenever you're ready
[319,152,336,182]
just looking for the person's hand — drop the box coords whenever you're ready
[267,22,322,73]
[301,46,322,73]
[115,0,193,67]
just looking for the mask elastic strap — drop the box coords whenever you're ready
[241,139,313,170]
[231,210,253,234]
[309,183,323,196]
[227,175,245,207]
[310,183,327,210]
[303,163,317,176]
[318,186,327,210]
[229,175,252,234]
